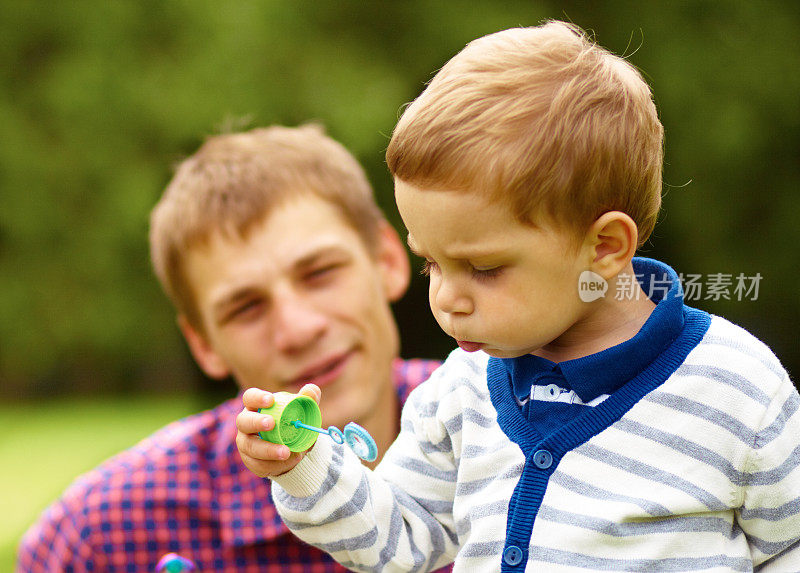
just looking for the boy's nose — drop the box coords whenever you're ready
[272,294,327,353]
[433,279,473,316]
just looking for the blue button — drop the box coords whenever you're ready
[532,449,553,469]
[503,545,523,566]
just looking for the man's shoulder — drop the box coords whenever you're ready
[93,396,238,476]
[392,357,443,399]
[394,357,441,380]
[23,397,240,535]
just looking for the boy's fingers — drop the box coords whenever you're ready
[236,409,274,434]
[239,450,305,479]
[236,431,291,462]
[298,383,321,404]
[237,386,316,478]
[242,387,274,411]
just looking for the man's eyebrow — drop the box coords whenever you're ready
[213,287,260,316]
[211,245,351,316]
[293,245,347,269]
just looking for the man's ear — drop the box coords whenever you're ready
[177,315,231,379]
[374,220,411,302]
[586,211,639,279]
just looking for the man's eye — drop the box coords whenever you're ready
[227,300,263,321]
[305,263,342,282]
[420,260,439,276]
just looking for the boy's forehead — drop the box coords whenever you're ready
[398,179,517,230]
[404,219,528,263]
[398,179,580,262]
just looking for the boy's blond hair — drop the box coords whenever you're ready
[150,124,383,329]
[386,21,663,246]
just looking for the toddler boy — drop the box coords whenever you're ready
[236,21,800,571]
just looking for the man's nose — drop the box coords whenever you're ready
[272,293,327,353]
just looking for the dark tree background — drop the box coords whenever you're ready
[1,1,798,401]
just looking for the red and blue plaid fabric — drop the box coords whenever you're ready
[17,358,443,572]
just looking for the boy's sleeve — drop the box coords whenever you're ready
[738,370,800,571]
[271,368,460,572]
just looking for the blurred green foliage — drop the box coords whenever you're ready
[1,1,798,399]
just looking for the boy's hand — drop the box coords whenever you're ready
[235,384,322,478]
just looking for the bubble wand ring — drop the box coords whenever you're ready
[258,392,378,462]
[156,553,196,572]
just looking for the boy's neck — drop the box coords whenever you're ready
[533,263,657,364]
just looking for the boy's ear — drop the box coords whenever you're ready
[177,315,231,379]
[586,211,639,279]
[374,220,411,302]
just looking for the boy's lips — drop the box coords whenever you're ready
[288,351,353,390]
[456,341,484,352]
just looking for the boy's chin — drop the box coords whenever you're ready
[476,346,531,359]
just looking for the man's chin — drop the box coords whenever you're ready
[319,385,374,429]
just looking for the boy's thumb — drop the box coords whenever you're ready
[298,383,321,404]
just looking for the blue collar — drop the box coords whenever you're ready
[501,257,686,404]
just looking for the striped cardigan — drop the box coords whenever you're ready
[273,312,799,572]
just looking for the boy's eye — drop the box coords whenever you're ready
[420,260,439,276]
[471,265,503,280]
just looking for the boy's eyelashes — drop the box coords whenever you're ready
[471,265,504,280]
[420,260,438,276]
[420,259,504,281]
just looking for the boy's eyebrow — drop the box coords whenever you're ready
[442,246,502,260]
[405,235,422,256]
[406,234,503,261]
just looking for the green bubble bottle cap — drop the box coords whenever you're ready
[258,392,321,452]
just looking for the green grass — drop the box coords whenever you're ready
[0,395,199,571]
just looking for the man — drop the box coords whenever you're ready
[17,125,441,571]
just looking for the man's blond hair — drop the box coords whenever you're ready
[150,124,383,329]
[387,21,663,246]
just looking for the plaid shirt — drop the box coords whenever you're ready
[17,358,442,572]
